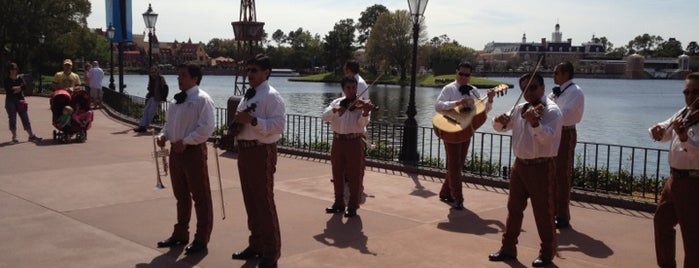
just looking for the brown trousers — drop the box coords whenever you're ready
[554,128,577,221]
[654,172,699,268]
[330,137,365,209]
[501,158,556,259]
[238,143,281,260]
[169,143,213,244]
[440,140,470,202]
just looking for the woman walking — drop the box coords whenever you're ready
[4,62,40,143]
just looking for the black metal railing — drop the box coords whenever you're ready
[104,88,669,204]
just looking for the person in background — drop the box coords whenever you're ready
[155,63,215,256]
[87,61,105,109]
[4,62,40,143]
[83,62,92,90]
[650,72,699,268]
[52,59,81,90]
[549,61,585,229]
[343,60,368,99]
[322,76,375,218]
[230,54,286,268]
[488,73,562,267]
[435,61,494,209]
[134,66,168,133]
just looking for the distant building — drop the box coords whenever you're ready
[125,34,212,68]
[477,22,606,71]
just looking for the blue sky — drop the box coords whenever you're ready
[87,0,699,50]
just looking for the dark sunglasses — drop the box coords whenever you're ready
[523,84,540,91]
[457,72,471,77]
[683,89,699,96]
[246,68,260,73]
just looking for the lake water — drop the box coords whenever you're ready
[112,75,686,150]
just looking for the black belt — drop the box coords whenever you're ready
[671,168,699,178]
[517,157,554,165]
[237,140,263,149]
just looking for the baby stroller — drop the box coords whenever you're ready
[50,88,94,143]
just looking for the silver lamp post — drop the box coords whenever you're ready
[106,24,116,90]
[399,0,428,163]
[142,3,158,69]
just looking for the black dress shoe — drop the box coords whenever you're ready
[488,251,516,262]
[133,126,147,133]
[344,208,357,217]
[232,247,261,260]
[439,195,455,203]
[184,240,207,255]
[555,217,570,229]
[156,237,188,248]
[452,200,464,210]
[325,206,345,214]
[532,256,552,267]
[257,257,278,268]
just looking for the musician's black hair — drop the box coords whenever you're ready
[519,73,544,88]
[341,75,357,88]
[178,62,202,85]
[686,72,699,82]
[457,61,473,70]
[344,60,360,74]
[556,61,575,79]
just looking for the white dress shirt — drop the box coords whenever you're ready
[236,80,286,144]
[321,97,370,134]
[435,81,493,112]
[160,86,215,145]
[493,97,563,159]
[547,80,584,127]
[649,108,699,170]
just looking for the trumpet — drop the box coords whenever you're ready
[151,130,168,189]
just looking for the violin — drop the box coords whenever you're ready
[339,97,379,112]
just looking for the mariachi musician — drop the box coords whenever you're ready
[434,61,495,209]
[488,73,562,267]
[650,72,699,268]
[321,76,375,218]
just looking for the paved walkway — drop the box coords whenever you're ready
[0,96,678,267]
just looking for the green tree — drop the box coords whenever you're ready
[365,10,424,80]
[607,47,629,58]
[356,4,389,46]
[655,38,684,57]
[272,29,286,47]
[626,33,664,56]
[429,42,477,75]
[595,36,614,52]
[205,38,237,58]
[687,41,699,56]
[0,0,91,76]
[322,19,356,72]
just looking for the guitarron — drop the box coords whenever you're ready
[432,84,509,143]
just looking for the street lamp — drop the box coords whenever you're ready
[399,0,428,163]
[38,34,45,93]
[142,3,158,69]
[107,24,116,90]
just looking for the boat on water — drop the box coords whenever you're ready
[270,69,300,77]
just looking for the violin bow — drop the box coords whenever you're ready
[349,72,385,108]
[507,56,544,116]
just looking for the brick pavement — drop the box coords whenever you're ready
[0,95,677,267]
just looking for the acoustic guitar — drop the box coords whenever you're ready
[432,84,509,143]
